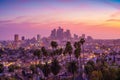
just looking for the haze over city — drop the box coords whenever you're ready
[0,0,120,40]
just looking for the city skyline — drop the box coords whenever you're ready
[0,0,120,40]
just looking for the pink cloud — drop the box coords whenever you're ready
[0,20,12,24]
[106,19,120,22]
[110,11,120,17]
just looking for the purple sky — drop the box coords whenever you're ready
[0,0,120,40]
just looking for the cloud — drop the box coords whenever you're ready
[110,11,120,17]
[106,19,120,22]
[0,16,31,25]
[0,20,13,24]
[14,16,26,20]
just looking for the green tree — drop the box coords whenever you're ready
[36,63,43,69]
[116,68,120,80]
[87,60,95,68]
[41,47,48,57]
[102,68,111,80]
[85,60,95,79]
[90,70,103,80]
[0,63,4,73]
[101,68,117,80]
[67,61,78,80]
[0,49,3,54]
[33,49,41,58]
[41,47,48,62]
[42,62,51,80]
[109,68,117,80]
[8,65,19,72]
[30,64,37,74]
[51,58,61,79]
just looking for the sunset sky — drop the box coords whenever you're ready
[0,0,120,40]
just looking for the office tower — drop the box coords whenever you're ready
[87,36,93,41]
[37,34,41,41]
[50,27,72,40]
[14,34,19,42]
[82,34,85,38]
[74,34,78,39]
[50,29,57,39]
[65,29,71,39]
[57,27,64,40]
[21,36,25,41]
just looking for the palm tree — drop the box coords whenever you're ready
[64,41,73,61]
[33,49,41,59]
[67,60,78,80]
[42,62,51,80]
[58,48,63,55]
[74,48,81,73]
[74,41,82,74]
[51,58,61,80]
[74,48,80,60]
[79,38,85,68]
[41,47,48,57]
[74,41,81,49]
[51,41,58,51]
[54,48,63,56]
[51,41,59,59]
[79,38,85,46]
[41,47,48,63]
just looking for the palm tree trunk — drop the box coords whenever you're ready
[82,45,85,70]
[53,75,57,80]
[80,54,82,71]
[79,53,83,79]
[70,54,72,62]
[73,73,75,80]
[78,58,80,72]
